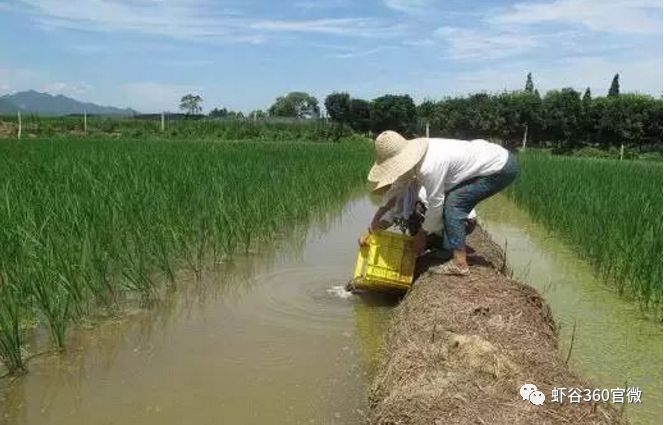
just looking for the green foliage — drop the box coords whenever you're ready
[349,99,372,133]
[415,89,660,151]
[324,92,352,124]
[0,115,348,142]
[591,94,660,148]
[508,152,662,314]
[370,94,416,135]
[541,88,582,147]
[268,92,320,119]
[608,73,620,97]
[0,138,371,372]
[248,110,268,120]
[525,72,534,93]
[179,94,203,115]
[209,107,229,118]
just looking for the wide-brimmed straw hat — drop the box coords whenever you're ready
[367,130,428,192]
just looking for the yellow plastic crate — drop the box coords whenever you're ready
[351,230,415,292]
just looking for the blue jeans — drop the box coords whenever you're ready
[442,153,519,250]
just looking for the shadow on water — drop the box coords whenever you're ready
[479,194,662,425]
[0,194,396,425]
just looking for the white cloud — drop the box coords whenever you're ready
[412,56,663,97]
[433,26,542,60]
[251,18,398,37]
[493,0,662,34]
[41,81,93,98]
[294,0,350,10]
[13,0,398,43]
[0,67,42,93]
[332,45,398,58]
[431,0,661,62]
[384,0,433,14]
[0,67,93,98]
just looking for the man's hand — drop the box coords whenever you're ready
[413,229,427,255]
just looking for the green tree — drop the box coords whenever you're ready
[179,94,203,115]
[209,107,229,118]
[348,99,372,133]
[248,110,267,120]
[324,92,352,124]
[268,92,320,119]
[594,94,658,149]
[542,88,582,149]
[608,73,620,97]
[525,72,534,93]
[370,94,416,134]
[417,99,436,128]
[580,87,593,143]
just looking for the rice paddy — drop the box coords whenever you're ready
[0,137,371,374]
[506,151,662,315]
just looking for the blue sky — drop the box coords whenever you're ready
[0,0,661,113]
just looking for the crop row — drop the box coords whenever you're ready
[0,138,371,374]
[507,152,662,315]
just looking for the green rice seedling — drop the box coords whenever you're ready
[0,136,372,371]
[507,151,662,314]
[0,271,26,374]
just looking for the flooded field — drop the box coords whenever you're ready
[0,195,393,425]
[480,194,662,425]
[1,192,660,425]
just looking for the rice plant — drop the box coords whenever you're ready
[0,137,371,373]
[507,151,662,314]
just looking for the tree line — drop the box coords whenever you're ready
[179,73,662,151]
[324,74,661,151]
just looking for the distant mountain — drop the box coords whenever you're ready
[0,90,138,116]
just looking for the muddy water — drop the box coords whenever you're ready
[0,195,394,425]
[479,194,662,425]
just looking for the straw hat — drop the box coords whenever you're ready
[367,131,428,191]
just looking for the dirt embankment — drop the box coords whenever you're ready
[369,226,627,425]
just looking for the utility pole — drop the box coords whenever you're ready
[17,111,21,140]
[522,125,528,150]
[161,112,165,132]
[425,122,430,138]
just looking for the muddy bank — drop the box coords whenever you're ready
[369,227,626,425]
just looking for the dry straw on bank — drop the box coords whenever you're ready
[369,227,626,425]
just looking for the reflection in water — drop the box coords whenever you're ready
[479,194,662,425]
[0,194,394,425]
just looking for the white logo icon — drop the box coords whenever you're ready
[520,383,538,401]
[529,390,545,406]
[519,383,545,406]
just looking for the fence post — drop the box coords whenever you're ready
[17,111,21,140]
[83,110,87,135]
[521,124,528,150]
[161,112,165,132]
[620,144,624,161]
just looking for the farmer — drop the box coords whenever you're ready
[363,181,477,253]
[363,130,518,276]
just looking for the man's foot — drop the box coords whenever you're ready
[424,248,453,261]
[430,261,470,276]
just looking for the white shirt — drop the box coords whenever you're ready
[380,181,478,233]
[383,138,506,233]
